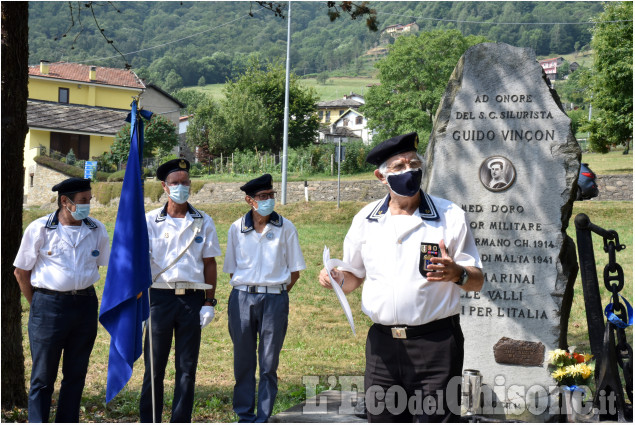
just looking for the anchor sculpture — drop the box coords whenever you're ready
[574,213,633,422]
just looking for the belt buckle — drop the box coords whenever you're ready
[248,286,258,294]
[175,288,185,295]
[391,327,407,339]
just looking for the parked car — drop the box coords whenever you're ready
[577,163,599,200]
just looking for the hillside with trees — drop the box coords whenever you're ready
[28,2,604,92]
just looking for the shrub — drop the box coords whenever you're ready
[107,169,126,182]
[34,155,111,181]
[66,149,76,165]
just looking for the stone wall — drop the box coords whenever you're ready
[25,163,633,206]
[595,174,633,201]
[26,163,69,206]
[179,179,389,206]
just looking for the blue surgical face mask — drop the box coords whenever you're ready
[385,168,423,198]
[253,198,275,216]
[168,184,190,204]
[67,200,90,221]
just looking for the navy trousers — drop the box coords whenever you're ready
[27,289,98,423]
[139,289,204,423]
[228,288,289,423]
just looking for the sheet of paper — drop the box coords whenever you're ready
[323,246,356,336]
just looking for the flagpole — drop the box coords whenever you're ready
[132,103,157,423]
[281,0,291,204]
[147,289,157,423]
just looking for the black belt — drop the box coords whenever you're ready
[374,314,459,339]
[33,286,96,296]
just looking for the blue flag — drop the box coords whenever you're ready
[99,100,153,403]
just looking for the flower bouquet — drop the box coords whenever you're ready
[548,348,594,389]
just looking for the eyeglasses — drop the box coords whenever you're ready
[252,191,276,201]
[386,159,422,173]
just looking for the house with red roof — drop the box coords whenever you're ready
[24,61,184,200]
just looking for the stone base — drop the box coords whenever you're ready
[271,390,367,423]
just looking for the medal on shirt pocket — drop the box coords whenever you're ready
[419,243,439,276]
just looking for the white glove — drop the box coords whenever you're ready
[200,306,215,329]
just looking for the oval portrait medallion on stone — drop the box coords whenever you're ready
[480,156,516,192]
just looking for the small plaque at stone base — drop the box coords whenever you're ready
[493,337,544,366]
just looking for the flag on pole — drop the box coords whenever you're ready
[99,100,153,403]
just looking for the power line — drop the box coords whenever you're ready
[375,10,632,26]
[83,6,267,63]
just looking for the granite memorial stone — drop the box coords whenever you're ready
[423,43,580,421]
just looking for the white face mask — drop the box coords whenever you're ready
[67,199,90,220]
[253,198,275,216]
[168,184,190,204]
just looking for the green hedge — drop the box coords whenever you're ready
[34,155,111,181]
[92,181,167,204]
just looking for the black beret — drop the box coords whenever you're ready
[52,177,91,194]
[366,132,420,166]
[240,174,273,196]
[156,158,190,181]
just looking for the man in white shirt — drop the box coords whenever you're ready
[319,133,484,422]
[139,159,221,423]
[13,177,110,423]
[224,174,306,422]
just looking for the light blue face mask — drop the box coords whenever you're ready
[67,200,90,221]
[254,198,275,216]
[168,184,190,204]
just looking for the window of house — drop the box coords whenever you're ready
[30,175,34,187]
[50,132,90,160]
[339,109,345,115]
[356,116,363,125]
[325,111,331,122]
[58,88,69,104]
[343,119,349,126]
[318,110,323,120]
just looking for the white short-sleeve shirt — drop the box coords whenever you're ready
[343,191,482,326]
[223,211,306,286]
[13,211,110,291]
[146,203,221,283]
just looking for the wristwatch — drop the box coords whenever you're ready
[455,267,469,286]
[205,298,217,307]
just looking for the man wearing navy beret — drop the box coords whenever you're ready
[139,158,222,422]
[14,177,110,422]
[319,132,484,422]
[224,174,306,422]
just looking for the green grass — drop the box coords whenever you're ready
[581,149,633,175]
[7,200,632,422]
[193,76,378,103]
[298,76,378,101]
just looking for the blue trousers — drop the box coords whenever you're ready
[228,289,289,422]
[139,289,203,423]
[27,290,98,423]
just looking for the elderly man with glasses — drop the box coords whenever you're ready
[224,173,306,422]
[319,133,484,422]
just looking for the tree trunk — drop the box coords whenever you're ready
[1,1,29,409]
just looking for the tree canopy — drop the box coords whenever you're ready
[583,1,633,152]
[28,2,604,91]
[186,59,319,156]
[110,113,179,165]
[361,29,487,144]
